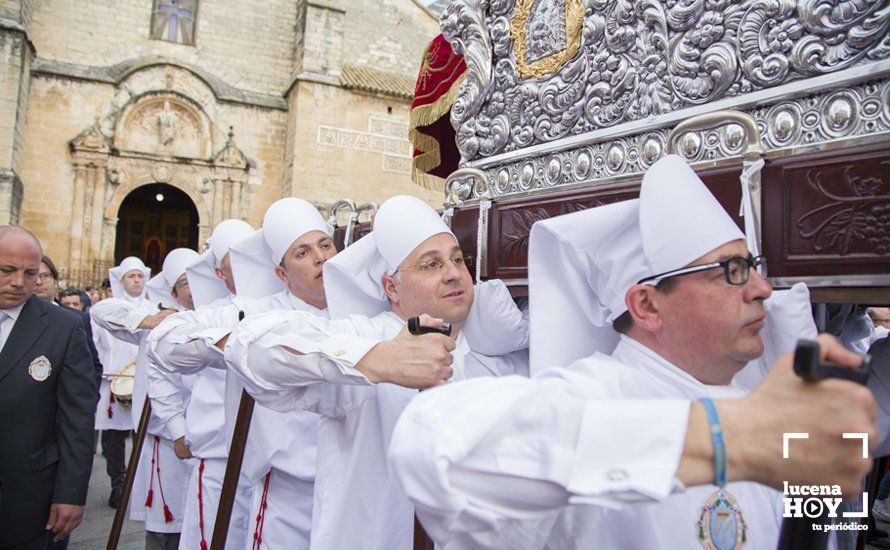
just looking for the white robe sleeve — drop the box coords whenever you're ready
[388,369,690,547]
[148,304,241,374]
[146,357,189,440]
[224,310,381,413]
[462,280,530,357]
[90,298,152,345]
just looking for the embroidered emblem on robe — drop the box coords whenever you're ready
[697,488,747,550]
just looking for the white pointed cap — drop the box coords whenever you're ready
[209,219,254,268]
[229,198,332,299]
[528,155,746,372]
[108,256,150,299]
[323,195,452,319]
[146,248,198,309]
[640,155,744,274]
[187,219,254,307]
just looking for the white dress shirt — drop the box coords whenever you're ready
[224,308,528,550]
[0,303,24,353]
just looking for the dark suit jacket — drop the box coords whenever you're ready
[0,296,99,546]
[63,305,104,388]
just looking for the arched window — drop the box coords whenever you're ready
[150,0,198,45]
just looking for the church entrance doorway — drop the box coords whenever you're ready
[114,183,199,274]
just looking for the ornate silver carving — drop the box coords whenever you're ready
[462,78,890,198]
[442,0,890,164]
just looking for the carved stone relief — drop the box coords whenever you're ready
[442,0,890,164]
[116,95,210,158]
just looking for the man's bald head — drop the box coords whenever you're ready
[0,226,43,255]
[0,226,43,308]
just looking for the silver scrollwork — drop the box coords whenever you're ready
[444,0,889,164]
[464,78,890,199]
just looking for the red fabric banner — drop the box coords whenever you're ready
[409,34,466,189]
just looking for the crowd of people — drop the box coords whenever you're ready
[0,155,888,550]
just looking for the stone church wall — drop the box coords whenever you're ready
[4,0,447,283]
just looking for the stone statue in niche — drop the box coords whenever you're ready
[157,100,178,147]
[525,0,566,62]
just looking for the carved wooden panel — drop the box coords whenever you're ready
[762,142,890,279]
[466,163,746,281]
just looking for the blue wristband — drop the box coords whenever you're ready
[699,397,727,487]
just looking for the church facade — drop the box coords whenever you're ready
[0,0,440,283]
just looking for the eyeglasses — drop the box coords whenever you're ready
[638,255,766,286]
[174,278,189,289]
[37,272,55,282]
[396,255,471,275]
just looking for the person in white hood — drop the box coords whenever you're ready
[146,219,256,550]
[221,195,529,550]
[125,248,200,548]
[388,156,878,549]
[90,252,193,546]
[90,256,157,508]
[151,197,337,549]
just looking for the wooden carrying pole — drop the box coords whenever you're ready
[106,397,151,550]
[209,389,255,550]
[413,515,434,550]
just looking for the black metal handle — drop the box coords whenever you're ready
[793,339,871,386]
[407,316,451,337]
[777,339,872,550]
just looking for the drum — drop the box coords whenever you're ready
[109,360,136,411]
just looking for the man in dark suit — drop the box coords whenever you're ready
[0,226,98,549]
[57,286,104,387]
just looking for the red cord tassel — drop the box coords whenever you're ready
[198,459,208,550]
[252,471,272,550]
[145,488,153,507]
[163,504,174,523]
[107,392,114,419]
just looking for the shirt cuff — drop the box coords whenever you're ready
[166,414,187,441]
[569,399,690,504]
[195,328,231,354]
[314,333,381,383]
[124,308,151,331]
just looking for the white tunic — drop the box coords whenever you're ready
[89,297,192,532]
[149,291,321,549]
[91,294,147,431]
[388,286,822,549]
[225,309,528,550]
[146,295,252,549]
[542,337,782,550]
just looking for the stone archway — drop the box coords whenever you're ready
[114,183,200,274]
[64,79,251,287]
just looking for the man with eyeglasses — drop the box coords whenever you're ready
[218,195,529,549]
[103,248,199,549]
[387,155,878,549]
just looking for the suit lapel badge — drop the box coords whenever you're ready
[28,355,52,382]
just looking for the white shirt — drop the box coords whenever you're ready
[0,303,24,353]
[148,291,321,474]
[387,285,824,549]
[90,295,171,435]
[224,308,528,550]
[540,337,783,550]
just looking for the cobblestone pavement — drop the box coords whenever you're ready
[69,435,145,550]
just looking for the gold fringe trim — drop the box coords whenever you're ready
[408,73,466,131]
[410,126,446,191]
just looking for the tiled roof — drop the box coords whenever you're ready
[340,65,415,99]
